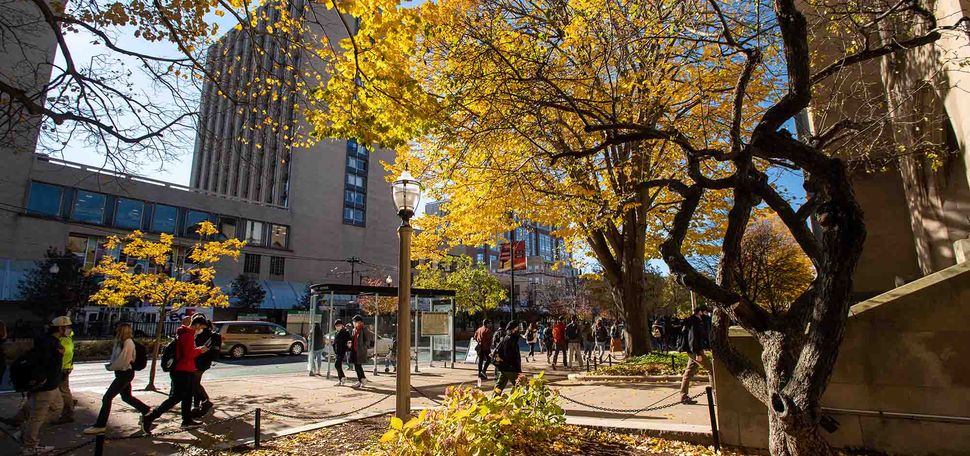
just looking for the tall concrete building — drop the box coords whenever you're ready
[0,0,400,324]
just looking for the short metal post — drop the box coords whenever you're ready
[706,386,720,452]
[254,408,262,448]
[94,434,105,456]
[671,354,676,371]
[608,353,613,367]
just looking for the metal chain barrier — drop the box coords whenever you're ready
[410,384,444,406]
[556,390,706,414]
[261,392,393,421]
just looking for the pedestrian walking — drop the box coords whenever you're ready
[332,320,351,385]
[581,320,594,366]
[609,320,624,356]
[141,315,210,434]
[384,337,397,373]
[551,318,567,369]
[565,316,582,368]
[309,323,326,376]
[679,305,712,404]
[492,321,523,395]
[593,319,609,362]
[50,316,75,424]
[350,316,372,388]
[541,323,553,363]
[524,322,538,362]
[472,319,494,381]
[83,323,150,435]
[16,323,64,454]
[192,319,220,417]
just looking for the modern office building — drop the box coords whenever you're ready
[424,201,578,313]
[0,1,400,322]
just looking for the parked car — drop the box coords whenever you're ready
[322,331,394,359]
[214,321,308,359]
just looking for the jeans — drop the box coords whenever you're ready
[21,389,62,448]
[552,343,568,368]
[193,370,210,408]
[493,371,519,394]
[94,370,149,427]
[568,342,583,366]
[527,343,537,358]
[334,352,347,379]
[477,352,491,378]
[680,352,712,397]
[594,342,608,361]
[308,349,325,375]
[146,371,195,423]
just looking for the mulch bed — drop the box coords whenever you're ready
[210,415,759,456]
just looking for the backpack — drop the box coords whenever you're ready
[132,340,148,371]
[9,350,46,392]
[490,336,508,369]
[677,317,692,353]
[160,338,178,372]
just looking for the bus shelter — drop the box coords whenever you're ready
[306,283,456,378]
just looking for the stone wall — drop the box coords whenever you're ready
[713,261,970,454]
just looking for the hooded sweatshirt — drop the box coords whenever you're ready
[173,325,204,373]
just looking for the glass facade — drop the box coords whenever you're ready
[218,217,237,239]
[152,204,178,233]
[246,220,265,246]
[71,190,107,224]
[114,198,144,230]
[26,182,63,217]
[343,140,368,227]
[270,224,288,249]
[184,210,212,236]
[244,253,261,274]
[269,256,285,277]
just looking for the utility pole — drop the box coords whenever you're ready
[346,257,361,285]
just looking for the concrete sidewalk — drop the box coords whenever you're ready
[0,360,713,455]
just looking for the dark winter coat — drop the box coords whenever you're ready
[682,314,710,355]
[333,327,351,356]
[350,325,373,365]
[593,325,609,343]
[565,322,580,342]
[35,334,63,392]
[195,329,222,371]
[493,333,522,373]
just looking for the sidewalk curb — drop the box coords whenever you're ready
[565,374,710,383]
[564,416,715,446]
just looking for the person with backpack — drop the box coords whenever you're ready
[192,319,220,417]
[491,321,523,395]
[550,317,567,369]
[350,315,373,388]
[609,320,624,356]
[472,319,493,381]
[141,314,209,434]
[565,316,582,368]
[83,323,150,435]
[541,323,553,363]
[332,320,351,385]
[524,322,538,362]
[14,323,64,454]
[309,323,326,376]
[679,305,712,404]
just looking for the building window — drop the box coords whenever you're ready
[244,253,261,275]
[26,182,64,217]
[151,204,178,233]
[269,256,285,278]
[539,234,554,262]
[218,217,237,239]
[184,210,211,236]
[71,190,107,224]
[245,220,265,246]
[343,207,365,226]
[344,140,369,227]
[114,198,144,230]
[344,189,365,207]
[270,224,288,249]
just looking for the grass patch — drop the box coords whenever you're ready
[591,352,706,376]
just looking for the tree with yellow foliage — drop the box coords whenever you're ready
[313,0,968,452]
[736,217,815,316]
[413,256,506,315]
[90,221,245,390]
[313,0,774,356]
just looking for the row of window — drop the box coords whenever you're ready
[342,140,368,227]
[243,253,285,279]
[25,181,290,249]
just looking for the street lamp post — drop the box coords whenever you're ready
[392,170,421,421]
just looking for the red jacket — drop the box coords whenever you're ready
[552,323,566,345]
[173,325,203,372]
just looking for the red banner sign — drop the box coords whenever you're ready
[498,241,526,272]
